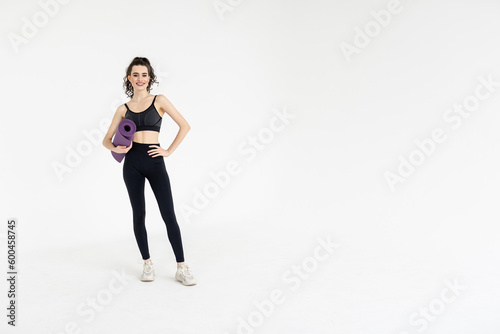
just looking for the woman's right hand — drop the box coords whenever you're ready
[113,142,133,154]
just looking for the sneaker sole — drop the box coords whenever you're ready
[141,271,155,282]
[176,276,196,285]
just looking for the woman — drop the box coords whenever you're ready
[102,57,196,285]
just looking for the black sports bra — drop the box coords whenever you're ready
[124,95,162,132]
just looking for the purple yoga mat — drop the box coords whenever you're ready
[111,119,136,163]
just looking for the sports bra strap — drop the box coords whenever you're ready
[124,95,156,111]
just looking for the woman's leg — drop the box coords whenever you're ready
[147,159,185,263]
[123,159,150,260]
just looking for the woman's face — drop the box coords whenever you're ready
[128,65,150,92]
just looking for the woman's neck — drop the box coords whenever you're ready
[132,91,151,102]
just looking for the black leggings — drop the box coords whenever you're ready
[122,142,184,262]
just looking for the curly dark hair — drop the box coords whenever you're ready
[123,57,159,98]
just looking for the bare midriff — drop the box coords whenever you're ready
[131,130,160,144]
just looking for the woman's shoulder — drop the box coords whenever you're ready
[155,94,172,112]
[155,93,168,101]
[115,103,128,119]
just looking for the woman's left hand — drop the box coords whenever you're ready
[148,145,171,158]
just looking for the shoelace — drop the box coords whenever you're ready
[180,265,192,277]
[144,262,153,273]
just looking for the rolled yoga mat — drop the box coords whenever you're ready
[111,119,136,163]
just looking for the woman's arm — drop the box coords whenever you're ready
[102,104,132,154]
[157,94,191,155]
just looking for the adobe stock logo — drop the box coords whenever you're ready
[397,278,466,334]
[340,0,403,63]
[7,0,73,53]
[224,235,339,334]
[52,118,111,182]
[48,268,133,334]
[180,106,295,223]
[385,73,499,192]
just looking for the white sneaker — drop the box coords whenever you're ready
[175,263,196,285]
[141,260,155,282]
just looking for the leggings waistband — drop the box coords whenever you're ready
[130,142,160,150]
[125,142,162,159]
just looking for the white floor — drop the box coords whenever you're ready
[1,213,499,334]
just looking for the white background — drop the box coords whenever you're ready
[1,0,500,333]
